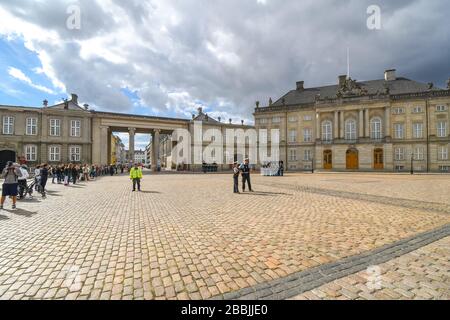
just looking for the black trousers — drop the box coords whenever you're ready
[242,174,252,191]
[18,180,27,198]
[233,176,239,193]
[132,178,141,191]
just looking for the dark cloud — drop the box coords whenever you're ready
[0,0,448,120]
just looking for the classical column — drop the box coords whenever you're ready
[334,111,339,140]
[340,111,345,139]
[128,127,136,164]
[385,106,391,137]
[359,109,364,138]
[100,126,109,165]
[365,109,370,138]
[316,112,321,140]
[152,129,160,172]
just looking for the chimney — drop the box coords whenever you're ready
[338,75,347,87]
[43,99,48,107]
[384,69,396,81]
[71,93,78,104]
[83,104,89,110]
[197,107,203,114]
[229,118,232,124]
[218,117,221,122]
[296,81,304,91]
[241,120,244,125]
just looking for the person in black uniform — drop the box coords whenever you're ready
[239,158,253,192]
[233,162,240,193]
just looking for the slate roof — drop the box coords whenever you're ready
[192,112,222,124]
[270,77,443,107]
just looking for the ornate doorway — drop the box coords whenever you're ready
[323,150,332,169]
[346,148,359,170]
[0,150,16,172]
[374,148,384,170]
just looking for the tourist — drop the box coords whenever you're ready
[56,165,63,184]
[40,164,48,196]
[64,164,70,186]
[233,162,240,194]
[0,161,22,210]
[239,158,253,192]
[83,165,90,182]
[18,164,29,200]
[71,164,78,184]
[109,164,115,176]
[278,161,284,176]
[130,163,143,192]
[34,165,41,191]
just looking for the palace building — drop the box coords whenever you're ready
[254,69,450,172]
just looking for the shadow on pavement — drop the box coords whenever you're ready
[139,191,162,194]
[0,214,10,220]
[5,208,38,218]
[239,191,291,196]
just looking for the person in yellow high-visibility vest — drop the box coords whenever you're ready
[129,163,143,192]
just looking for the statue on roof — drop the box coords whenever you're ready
[336,77,367,97]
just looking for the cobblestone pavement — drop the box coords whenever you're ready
[290,236,450,300]
[0,172,449,300]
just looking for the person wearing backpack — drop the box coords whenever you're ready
[1,161,22,210]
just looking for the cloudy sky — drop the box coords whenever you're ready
[0,0,449,148]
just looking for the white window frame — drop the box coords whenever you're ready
[25,144,37,162]
[438,146,449,160]
[395,148,405,161]
[289,130,297,143]
[304,149,312,161]
[392,107,405,115]
[50,119,61,136]
[413,123,423,139]
[303,128,312,142]
[2,116,14,135]
[26,117,38,135]
[69,146,81,162]
[412,106,423,114]
[370,117,382,140]
[49,145,61,162]
[414,147,424,161]
[436,105,447,112]
[289,149,297,161]
[70,120,81,137]
[272,117,281,123]
[259,118,268,125]
[303,115,312,121]
[345,119,357,140]
[394,123,404,139]
[288,116,297,123]
[437,121,447,138]
[321,121,332,141]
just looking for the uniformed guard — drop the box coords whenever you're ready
[239,158,253,192]
[233,162,240,193]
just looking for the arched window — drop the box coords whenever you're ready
[370,117,382,139]
[321,120,333,141]
[345,119,357,140]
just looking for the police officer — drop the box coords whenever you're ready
[239,158,253,192]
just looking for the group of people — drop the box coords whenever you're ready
[232,158,254,194]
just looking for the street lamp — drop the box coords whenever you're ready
[410,152,414,175]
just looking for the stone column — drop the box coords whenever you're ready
[340,111,345,139]
[316,112,321,140]
[128,127,136,164]
[334,111,339,140]
[385,107,391,137]
[152,129,160,172]
[100,126,109,165]
[359,109,364,138]
[365,109,370,138]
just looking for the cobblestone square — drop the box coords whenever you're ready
[0,172,449,300]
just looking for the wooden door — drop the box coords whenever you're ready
[323,150,332,169]
[374,148,384,169]
[346,149,359,170]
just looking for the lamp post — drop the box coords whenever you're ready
[311,157,314,174]
[410,152,414,175]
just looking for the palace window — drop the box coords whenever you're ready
[304,149,312,161]
[272,117,281,123]
[321,121,332,141]
[345,119,357,140]
[392,107,405,115]
[439,166,449,172]
[69,146,81,162]
[414,147,425,161]
[49,146,61,162]
[70,120,81,137]
[438,146,449,160]
[413,123,424,139]
[289,130,297,142]
[26,117,38,135]
[370,117,382,140]
[437,121,447,137]
[289,149,297,161]
[395,148,405,161]
[25,145,37,162]
[412,106,423,113]
[394,123,404,139]
[259,118,268,124]
[303,115,312,121]
[303,128,312,142]
[50,119,61,136]
[2,116,14,135]
[288,116,297,122]
[436,105,447,112]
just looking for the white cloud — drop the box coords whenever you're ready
[7,66,56,94]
